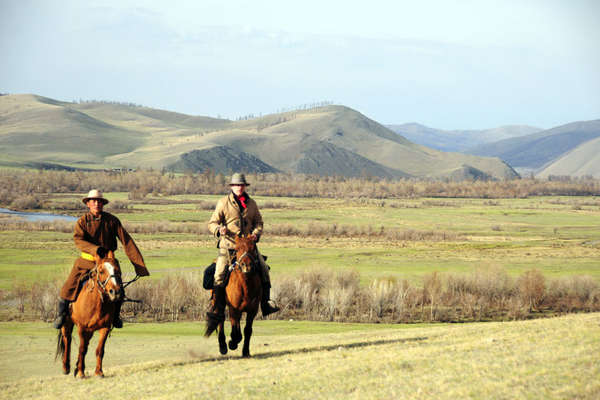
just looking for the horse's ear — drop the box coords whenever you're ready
[107,250,114,259]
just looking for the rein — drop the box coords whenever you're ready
[122,274,143,303]
[88,263,142,303]
[89,263,118,294]
[231,250,256,272]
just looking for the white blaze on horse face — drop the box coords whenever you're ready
[103,262,118,287]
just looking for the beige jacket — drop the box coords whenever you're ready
[207,192,263,249]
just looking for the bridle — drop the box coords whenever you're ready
[89,260,121,297]
[232,250,256,274]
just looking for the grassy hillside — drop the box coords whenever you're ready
[1,314,598,399]
[468,120,600,172]
[0,94,517,179]
[538,136,600,178]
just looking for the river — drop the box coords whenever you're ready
[0,208,77,222]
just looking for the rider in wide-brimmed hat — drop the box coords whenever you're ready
[207,173,279,323]
[52,189,150,330]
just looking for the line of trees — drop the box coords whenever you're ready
[1,170,600,210]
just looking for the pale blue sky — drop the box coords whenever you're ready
[1,0,599,129]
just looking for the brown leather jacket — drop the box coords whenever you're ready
[207,192,263,250]
[60,211,149,300]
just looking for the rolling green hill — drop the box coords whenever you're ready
[0,94,518,179]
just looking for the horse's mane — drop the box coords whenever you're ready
[235,236,255,252]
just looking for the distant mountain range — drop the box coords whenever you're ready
[0,94,518,180]
[388,120,600,178]
[467,120,600,177]
[387,123,543,153]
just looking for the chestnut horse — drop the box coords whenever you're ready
[56,251,122,378]
[205,236,261,357]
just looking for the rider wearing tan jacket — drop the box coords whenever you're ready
[207,173,279,323]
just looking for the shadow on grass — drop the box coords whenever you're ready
[251,336,429,360]
[94,336,430,379]
[182,335,428,365]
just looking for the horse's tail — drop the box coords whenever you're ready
[55,330,65,362]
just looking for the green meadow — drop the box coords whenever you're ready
[1,193,600,290]
[1,192,599,398]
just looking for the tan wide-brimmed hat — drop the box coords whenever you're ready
[82,189,109,204]
[229,173,250,186]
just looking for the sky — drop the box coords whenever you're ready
[1,0,599,129]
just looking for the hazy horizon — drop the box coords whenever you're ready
[1,0,599,130]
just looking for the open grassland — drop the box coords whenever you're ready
[1,313,598,399]
[1,193,600,290]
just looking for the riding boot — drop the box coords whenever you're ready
[206,285,226,323]
[52,298,70,329]
[112,300,124,329]
[260,284,280,317]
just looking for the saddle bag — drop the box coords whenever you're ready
[203,262,216,290]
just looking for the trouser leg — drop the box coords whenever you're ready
[207,248,230,323]
[256,250,272,286]
[213,248,230,287]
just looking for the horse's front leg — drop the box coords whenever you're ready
[217,319,227,355]
[74,328,93,378]
[242,311,257,358]
[94,327,110,377]
[228,309,242,351]
[61,321,74,374]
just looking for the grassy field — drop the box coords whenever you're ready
[0,313,598,399]
[1,192,599,397]
[1,193,600,290]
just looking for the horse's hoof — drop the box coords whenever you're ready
[229,340,238,351]
[63,368,70,375]
[242,351,251,358]
[219,344,228,355]
[95,372,104,378]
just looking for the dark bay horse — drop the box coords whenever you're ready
[205,236,261,357]
[56,251,122,378]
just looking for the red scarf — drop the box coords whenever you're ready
[238,194,247,209]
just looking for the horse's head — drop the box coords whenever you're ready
[94,251,122,302]
[234,235,257,274]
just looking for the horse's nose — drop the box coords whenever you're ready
[108,288,122,301]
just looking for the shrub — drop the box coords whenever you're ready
[518,269,546,312]
[10,195,42,210]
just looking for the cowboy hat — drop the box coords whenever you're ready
[82,189,109,204]
[229,173,250,186]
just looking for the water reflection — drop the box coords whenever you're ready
[0,208,77,222]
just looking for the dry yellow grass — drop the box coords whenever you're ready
[1,313,598,399]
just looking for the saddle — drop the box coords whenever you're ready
[202,254,267,290]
